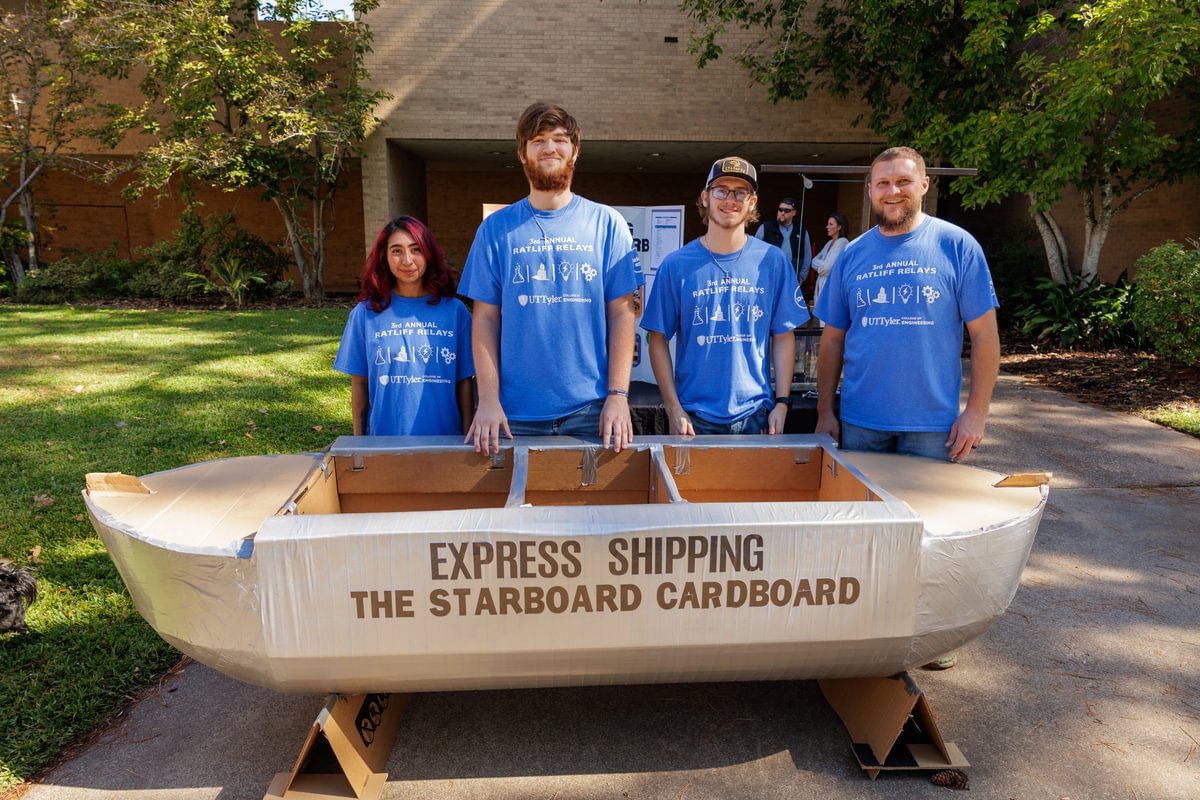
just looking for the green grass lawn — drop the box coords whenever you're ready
[0,304,353,790]
[1141,404,1200,437]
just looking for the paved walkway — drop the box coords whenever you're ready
[23,373,1200,800]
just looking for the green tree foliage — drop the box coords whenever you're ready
[121,0,389,300]
[0,0,129,285]
[682,0,1200,285]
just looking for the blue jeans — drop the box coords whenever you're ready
[690,405,770,435]
[508,400,603,438]
[839,420,952,462]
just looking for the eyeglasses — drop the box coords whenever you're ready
[708,186,754,202]
[777,207,796,213]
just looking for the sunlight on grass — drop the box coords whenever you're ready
[0,304,356,790]
[1140,404,1200,437]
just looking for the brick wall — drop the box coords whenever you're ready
[952,177,1199,285]
[359,0,879,256]
[362,1,866,141]
[31,157,366,293]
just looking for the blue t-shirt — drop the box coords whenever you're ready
[459,195,644,421]
[813,216,998,432]
[641,237,809,423]
[333,295,475,435]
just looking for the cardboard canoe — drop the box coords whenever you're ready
[83,434,1047,694]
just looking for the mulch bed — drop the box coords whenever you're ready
[1000,347,1200,412]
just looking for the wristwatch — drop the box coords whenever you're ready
[774,396,793,409]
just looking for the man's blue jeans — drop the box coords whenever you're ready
[508,400,603,438]
[689,405,770,435]
[839,420,952,461]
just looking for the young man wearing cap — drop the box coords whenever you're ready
[460,102,644,455]
[641,157,810,435]
[754,196,813,287]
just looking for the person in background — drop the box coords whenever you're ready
[811,211,850,323]
[459,102,643,454]
[754,196,812,288]
[334,216,474,436]
[814,147,1000,670]
[641,157,809,435]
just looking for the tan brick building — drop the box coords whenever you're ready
[20,0,1196,293]
[356,0,882,293]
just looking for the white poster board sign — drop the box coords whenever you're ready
[615,206,685,385]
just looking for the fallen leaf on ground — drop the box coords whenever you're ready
[33,494,55,508]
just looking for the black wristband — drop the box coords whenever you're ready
[774,396,793,409]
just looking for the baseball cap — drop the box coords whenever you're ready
[705,157,758,192]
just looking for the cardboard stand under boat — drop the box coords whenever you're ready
[84,434,1049,790]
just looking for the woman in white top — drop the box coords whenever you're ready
[811,211,849,323]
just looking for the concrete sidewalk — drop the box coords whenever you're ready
[23,373,1200,800]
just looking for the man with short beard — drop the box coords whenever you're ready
[461,102,643,455]
[641,157,808,435]
[814,146,999,470]
[813,146,1000,671]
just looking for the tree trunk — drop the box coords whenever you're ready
[1029,195,1070,285]
[3,247,26,286]
[1079,218,1110,286]
[272,195,324,300]
[1079,182,1115,285]
[310,192,327,301]
[19,189,39,274]
[2,158,46,287]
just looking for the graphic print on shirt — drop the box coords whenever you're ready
[332,296,474,437]
[852,259,943,328]
[509,234,600,309]
[373,319,459,386]
[691,275,765,348]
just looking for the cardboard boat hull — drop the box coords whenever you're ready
[84,435,1046,694]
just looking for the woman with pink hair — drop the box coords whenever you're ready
[333,216,474,435]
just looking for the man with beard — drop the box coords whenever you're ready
[460,102,643,455]
[640,157,808,435]
[813,145,999,467]
[813,147,999,671]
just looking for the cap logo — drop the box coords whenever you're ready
[721,158,750,177]
[706,155,757,191]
